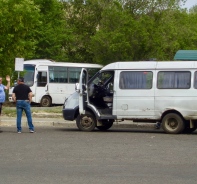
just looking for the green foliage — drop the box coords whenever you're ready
[2,105,62,117]
[33,0,71,61]
[189,5,197,13]
[1,0,197,75]
[62,0,104,63]
[90,0,197,64]
[0,0,41,77]
[90,4,136,64]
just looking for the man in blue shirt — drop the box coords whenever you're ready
[0,75,10,117]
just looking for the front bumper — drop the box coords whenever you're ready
[62,107,78,121]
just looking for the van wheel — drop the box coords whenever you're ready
[76,111,96,131]
[161,113,185,134]
[96,120,114,131]
[40,96,52,107]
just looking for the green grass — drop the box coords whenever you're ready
[2,107,16,117]
[2,104,63,117]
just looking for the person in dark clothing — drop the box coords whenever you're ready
[12,77,34,133]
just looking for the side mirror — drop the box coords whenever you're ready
[75,83,86,92]
[75,83,79,92]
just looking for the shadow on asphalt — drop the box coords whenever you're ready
[1,126,197,135]
[54,127,197,135]
[55,128,164,134]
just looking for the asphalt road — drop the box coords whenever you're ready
[0,126,197,184]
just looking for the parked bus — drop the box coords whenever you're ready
[62,61,197,134]
[9,59,103,107]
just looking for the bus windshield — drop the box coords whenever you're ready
[23,64,35,87]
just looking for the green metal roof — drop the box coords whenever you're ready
[174,50,197,61]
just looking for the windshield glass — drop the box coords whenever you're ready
[87,68,100,80]
[91,71,113,86]
[23,64,35,87]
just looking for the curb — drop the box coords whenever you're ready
[0,116,155,129]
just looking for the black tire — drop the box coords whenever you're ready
[161,113,185,134]
[96,120,114,131]
[76,111,96,131]
[40,96,52,107]
[183,121,197,134]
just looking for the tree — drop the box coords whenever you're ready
[62,0,105,63]
[189,4,197,13]
[90,0,192,64]
[90,2,139,64]
[33,0,70,61]
[0,0,40,77]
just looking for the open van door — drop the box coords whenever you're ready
[78,68,88,115]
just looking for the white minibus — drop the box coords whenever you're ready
[62,61,197,134]
[9,59,103,106]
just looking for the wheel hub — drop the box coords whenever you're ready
[81,116,93,128]
[168,118,178,129]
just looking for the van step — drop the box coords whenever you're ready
[99,115,116,120]
[98,108,112,115]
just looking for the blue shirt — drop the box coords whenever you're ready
[0,84,5,103]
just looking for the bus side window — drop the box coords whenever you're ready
[68,68,81,83]
[49,72,54,82]
[37,71,47,87]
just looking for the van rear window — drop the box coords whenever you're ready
[157,71,191,89]
[194,72,197,89]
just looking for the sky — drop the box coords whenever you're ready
[182,0,197,9]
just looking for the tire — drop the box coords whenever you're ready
[183,120,197,134]
[161,113,185,134]
[96,120,114,131]
[76,111,96,131]
[40,96,52,107]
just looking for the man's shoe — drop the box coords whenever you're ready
[18,131,22,133]
[29,130,34,133]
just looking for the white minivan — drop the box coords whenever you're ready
[62,61,197,134]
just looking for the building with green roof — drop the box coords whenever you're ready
[174,50,197,61]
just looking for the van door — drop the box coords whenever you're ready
[35,66,48,104]
[113,70,155,119]
[79,68,88,115]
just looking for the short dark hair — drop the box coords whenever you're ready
[18,77,24,82]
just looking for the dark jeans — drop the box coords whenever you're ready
[0,103,2,115]
[16,100,34,131]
